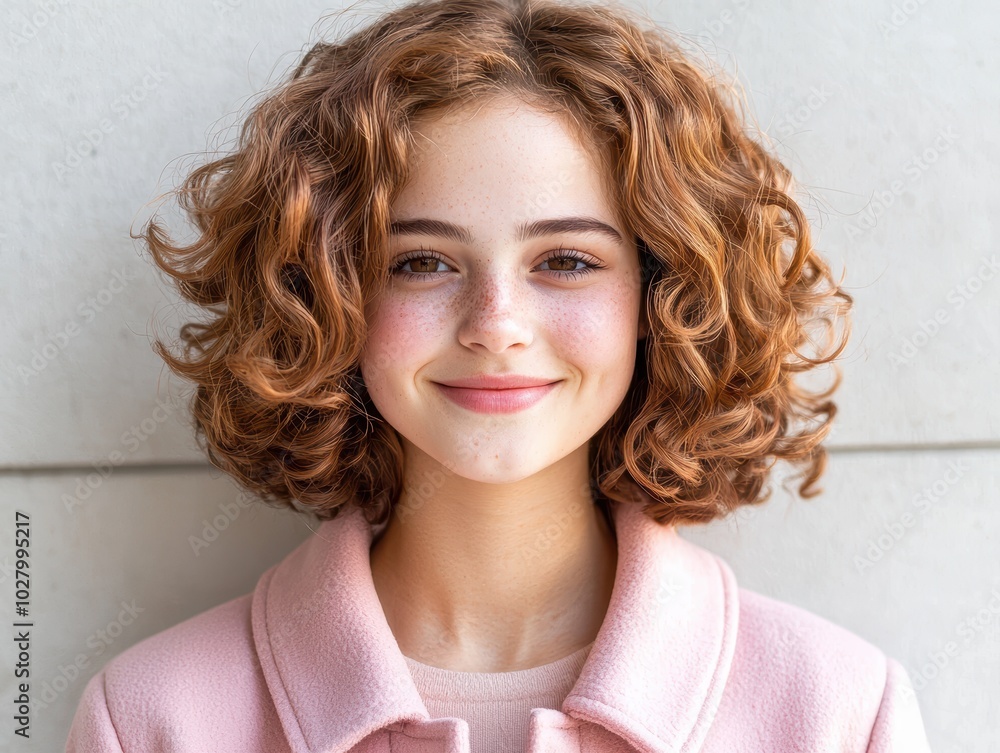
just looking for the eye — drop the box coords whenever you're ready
[392,247,454,280]
[390,245,607,281]
[537,246,608,280]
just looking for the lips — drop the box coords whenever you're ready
[432,378,561,414]
[435,374,560,390]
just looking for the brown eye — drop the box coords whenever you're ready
[406,257,443,273]
[391,249,454,279]
[542,255,586,272]
[390,247,606,281]
[537,249,607,280]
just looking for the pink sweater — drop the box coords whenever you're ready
[65,498,933,752]
[403,641,594,753]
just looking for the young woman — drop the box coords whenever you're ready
[66,0,933,750]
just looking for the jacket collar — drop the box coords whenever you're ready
[251,498,739,753]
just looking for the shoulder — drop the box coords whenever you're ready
[104,593,263,712]
[69,591,287,752]
[713,581,929,750]
[680,536,894,698]
[733,585,889,690]
[102,590,260,695]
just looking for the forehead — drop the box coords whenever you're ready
[394,98,619,236]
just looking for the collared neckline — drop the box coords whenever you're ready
[251,498,739,753]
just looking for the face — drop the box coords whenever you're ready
[360,96,648,485]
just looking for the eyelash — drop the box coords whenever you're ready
[391,244,608,282]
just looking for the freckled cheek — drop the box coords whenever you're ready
[361,297,450,383]
[549,294,638,367]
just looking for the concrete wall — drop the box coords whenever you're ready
[1,0,994,749]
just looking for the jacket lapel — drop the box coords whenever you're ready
[251,498,738,753]
[251,504,439,753]
[560,500,739,752]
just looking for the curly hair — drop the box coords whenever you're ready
[139,0,852,528]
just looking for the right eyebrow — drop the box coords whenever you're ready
[388,216,624,246]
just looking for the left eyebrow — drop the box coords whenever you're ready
[388,216,624,245]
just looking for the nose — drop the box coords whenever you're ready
[456,270,535,353]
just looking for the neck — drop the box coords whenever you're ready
[369,441,618,673]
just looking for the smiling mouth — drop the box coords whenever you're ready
[434,374,562,390]
[433,381,561,414]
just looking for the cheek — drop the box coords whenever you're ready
[549,286,640,368]
[360,295,446,388]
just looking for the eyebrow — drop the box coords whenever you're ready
[388,217,624,245]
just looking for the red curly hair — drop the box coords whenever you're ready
[139,0,852,528]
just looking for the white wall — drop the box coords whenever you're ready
[1,0,995,749]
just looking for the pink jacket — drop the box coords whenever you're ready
[65,499,932,752]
